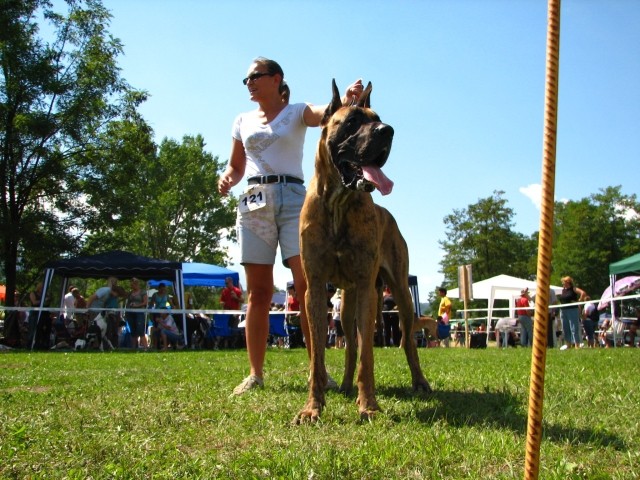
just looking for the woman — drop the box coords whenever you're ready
[148,283,175,349]
[218,57,363,395]
[558,276,587,348]
[126,278,148,350]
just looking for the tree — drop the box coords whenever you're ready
[439,190,535,286]
[0,0,139,304]
[80,125,237,264]
[552,186,640,295]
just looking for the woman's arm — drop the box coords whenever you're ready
[576,287,587,302]
[218,138,247,196]
[303,79,365,127]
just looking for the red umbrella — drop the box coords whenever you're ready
[597,276,640,310]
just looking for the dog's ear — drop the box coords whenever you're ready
[357,82,372,108]
[321,79,343,126]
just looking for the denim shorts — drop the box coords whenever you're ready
[237,182,306,267]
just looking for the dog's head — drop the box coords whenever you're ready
[320,80,395,195]
[321,80,393,195]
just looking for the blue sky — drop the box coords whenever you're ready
[90,0,639,298]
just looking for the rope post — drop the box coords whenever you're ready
[525,1,561,479]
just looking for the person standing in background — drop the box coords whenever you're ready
[438,287,452,325]
[515,288,533,347]
[126,278,148,350]
[581,296,598,348]
[558,276,587,349]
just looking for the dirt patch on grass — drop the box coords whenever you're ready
[3,386,52,393]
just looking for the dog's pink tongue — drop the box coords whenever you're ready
[362,166,394,195]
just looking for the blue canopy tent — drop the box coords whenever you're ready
[148,262,239,288]
[181,262,239,287]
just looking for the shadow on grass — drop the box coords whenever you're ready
[376,386,627,451]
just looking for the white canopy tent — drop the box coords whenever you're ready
[448,274,562,332]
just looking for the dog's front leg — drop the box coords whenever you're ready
[294,279,327,424]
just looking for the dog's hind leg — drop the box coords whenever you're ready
[394,283,432,393]
[339,287,358,394]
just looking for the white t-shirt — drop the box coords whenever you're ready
[583,302,596,318]
[162,314,179,335]
[63,292,75,317]
[332,297,341,321]
[232,103,308,180]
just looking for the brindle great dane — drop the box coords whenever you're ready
[294,80,432,423]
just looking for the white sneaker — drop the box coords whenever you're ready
[326,373,339,390]
[232,375,264,395]
[308,372,339,391]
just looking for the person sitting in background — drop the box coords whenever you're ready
[628,307,639,347]
[599,316,612,348]
[157,307,184,351]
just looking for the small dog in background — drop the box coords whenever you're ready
[84,313,115,351]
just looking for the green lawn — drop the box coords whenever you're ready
[0,346,637,479]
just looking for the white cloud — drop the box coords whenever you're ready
[616,204,639,222]
[519,184,542,210]
[519,183,571,210]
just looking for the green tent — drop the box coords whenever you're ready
[609,252,640,275]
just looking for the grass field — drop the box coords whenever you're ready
[0,345,638,479]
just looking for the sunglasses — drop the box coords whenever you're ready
[242,72,274,85]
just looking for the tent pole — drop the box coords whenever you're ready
[176,269,187,346]
[525,0,561,478]
[610,274,616,347]
[32,268,54,351]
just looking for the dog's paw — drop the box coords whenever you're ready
[358,403,381,422]
[413,378,433,394]
[356,396,381,420]
[338,382,353,395]
[293,405,323,425]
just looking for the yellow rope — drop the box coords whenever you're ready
[525,1,561,478]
